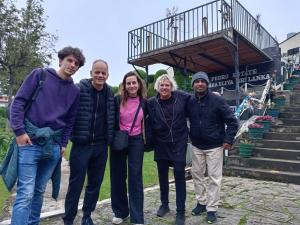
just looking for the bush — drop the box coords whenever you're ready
[147,74,155,84]
[0,107,7,118]
[135,69,147,80]
[0,132,13,162]
[112,86,119,95]
[147,83,156,98]
[154,69,167,81]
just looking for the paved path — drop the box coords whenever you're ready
[1,161,300,225]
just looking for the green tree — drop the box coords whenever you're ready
[0,0,57,99]
[147,74,154,83]
[147,83,156,97]
[174,68,193,92]
[154,69,167,81]
[112,86,119,95]
[135,69,147,80]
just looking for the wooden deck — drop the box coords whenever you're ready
[128,30,271,73]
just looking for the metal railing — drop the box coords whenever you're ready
[231,0,278,53]
[128,0,278,62]
[128,0,232,61]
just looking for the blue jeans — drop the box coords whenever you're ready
[110,134,144,224]
[11,144,61,225]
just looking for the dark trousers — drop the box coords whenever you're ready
[110,135,144,224]
[63,142,107,223]
[157,160,186,214]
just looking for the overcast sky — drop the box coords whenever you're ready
[17,0,300,86]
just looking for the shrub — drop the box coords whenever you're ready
[0,132,13,162]
[154,69,167,81]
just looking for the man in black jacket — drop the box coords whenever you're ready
[63,59,115,225]
[187,72,238,224]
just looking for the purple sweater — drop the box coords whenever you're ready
[10,68,80,147]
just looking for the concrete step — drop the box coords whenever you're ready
[282,107,300,113]
[279,112,300,119]
[269,125,300,133]
[276,118,300,126]
[253,147,300,160]
[224,166,300,184]
[263,132,300,141]
[254,139,300,149]
[227,156,300,172]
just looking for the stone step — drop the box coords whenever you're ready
[253,147,300,160]
[269,125,300,133]
[279,112,300,119]
[276,118,300,126]
[254,139,300,149]
[227,156,300,172]
[223,166,300,184]
[263,132,300,141]
[282,107,300,113]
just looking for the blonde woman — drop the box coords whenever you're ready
[147,74,190,225]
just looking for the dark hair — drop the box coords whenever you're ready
[58,46,86,67]
[121,71,146,105]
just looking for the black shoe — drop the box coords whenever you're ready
[207,211,217,224]
[191,203,206,216]
[63,220,73,225]
[156,205,170,217]
[81,215,94,225]
[174,213,185,225]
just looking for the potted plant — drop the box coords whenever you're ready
[266,103,280,118]
[288,75,300,84]
[239,137,253,158]
[255,115,273,131]
[248,122,264,139]
[272,95,286,108]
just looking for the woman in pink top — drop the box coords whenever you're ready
[110,71,147,225]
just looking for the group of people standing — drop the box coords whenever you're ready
[6,46,238,225]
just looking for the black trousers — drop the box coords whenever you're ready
[63,142,107,223]
[157,160,186,214]
[110,135,144,224]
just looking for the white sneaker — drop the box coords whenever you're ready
[112,215,129,224]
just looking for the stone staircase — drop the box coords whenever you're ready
[225,82,300,184]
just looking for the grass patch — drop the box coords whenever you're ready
[65,143,158,200]
[99,151,158,200]
[0,178,10,214]
[238,215,247,225]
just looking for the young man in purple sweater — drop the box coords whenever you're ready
[9,46,85,225]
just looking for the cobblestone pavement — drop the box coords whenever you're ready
[1,165,300,225]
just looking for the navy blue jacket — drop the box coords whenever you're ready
[147,91,190,143]
[70,79,115,145]
[187,91,238,150]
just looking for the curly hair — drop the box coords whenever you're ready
[58,46,86,67]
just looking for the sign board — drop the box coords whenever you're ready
[208,61,274,91]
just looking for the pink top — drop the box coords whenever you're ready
[120,97,144,136]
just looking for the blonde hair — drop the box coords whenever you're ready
[154,74,178,92]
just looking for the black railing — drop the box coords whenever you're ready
[231,0,278,52]
[128,0,278,62]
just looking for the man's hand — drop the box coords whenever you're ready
[223,143,232,150]
[61,147,66,156]
[16,133,32,146]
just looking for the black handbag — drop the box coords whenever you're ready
[112,103,142,151]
